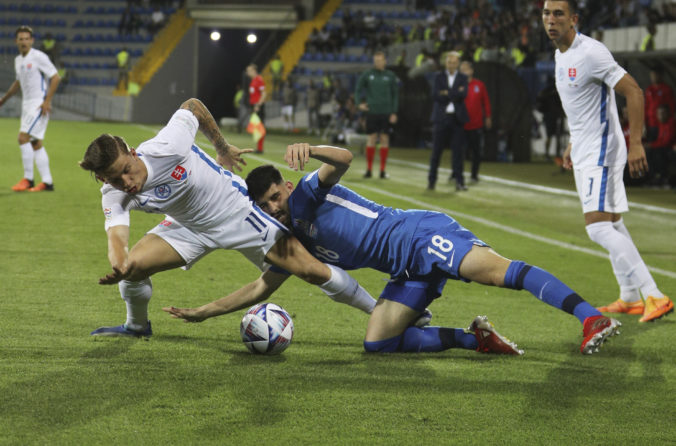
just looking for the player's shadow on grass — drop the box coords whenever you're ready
[521,319,668,420]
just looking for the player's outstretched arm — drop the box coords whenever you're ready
[99,225,130,284]
[163,269,289,322]
[0,80,20,107]
[285,143,352,187]
[614,74,649,178]
[180,97,252,172]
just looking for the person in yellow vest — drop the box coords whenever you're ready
[270,53,283,99]
[233,83,246,133]
[640,23,656,52]
[39,32,60,66]
[116,47,129,90]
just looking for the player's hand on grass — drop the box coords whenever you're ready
[162,306,206,322]
[218,145,252,172]
[627,142,649,179]
[285,143,311,171]
[98,266,129,285]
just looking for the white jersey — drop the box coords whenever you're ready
[555,33,627,168]
[15,48,58,103]
[102,109,254,233]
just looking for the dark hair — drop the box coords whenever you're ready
[15,25,33,37]
[79,134,129,174]
[560,0,578,14]
[245,165,283,201]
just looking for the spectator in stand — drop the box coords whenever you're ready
[536,76,565,162]
[428,51,468,191]
[460,60,491,183]
[116,47,130,91]
[281,79,297,133]
[307,81,321,136]
[270,53,283,100]
[247,63,266,153]
[318,27,332,53]
[148,7,166,35]
[355,51,399,179]
[308,28,321,54]
[645,68,675,143]
[640,23,656,52]
[646,104,675,187]
[39,33,61,66]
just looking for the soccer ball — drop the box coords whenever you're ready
[240,303,294,355]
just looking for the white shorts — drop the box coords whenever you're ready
[20,100,50,140]
[148,205,289,271]
[281,105,294,117]
[573,164,628,214]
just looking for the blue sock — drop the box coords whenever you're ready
[363,327,477,353]
[504,261,601,324]
[399,326,477,352]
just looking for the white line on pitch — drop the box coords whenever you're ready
[387,158,676,215]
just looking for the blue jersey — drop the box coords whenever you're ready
[288,170,426,278]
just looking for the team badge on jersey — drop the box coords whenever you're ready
[568,68,577,81]
[171,165,187,181]
[154,184,172,198]
[27,63,32,69]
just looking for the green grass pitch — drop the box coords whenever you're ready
[1,117,674,444]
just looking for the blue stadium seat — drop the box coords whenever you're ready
[32,18,42,26]
[324,53,335,62]
[132,49,142,57]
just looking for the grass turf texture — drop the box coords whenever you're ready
[1,117,674,445]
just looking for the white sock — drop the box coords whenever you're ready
[612,218,641,302]
[20,143,34,180]
[612,217,633,241]
[586,222,664,301]
[319,264,377,314]
[119,278,152,331]
[33,147,53,185]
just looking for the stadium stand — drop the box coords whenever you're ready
[0,0,177,90]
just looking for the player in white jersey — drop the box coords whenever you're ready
[543,0,672,322]
[0,26,60,192]
[79,98,376,337]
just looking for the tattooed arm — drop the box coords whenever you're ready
[180,98,252,172]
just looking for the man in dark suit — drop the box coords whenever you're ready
[428,51,469,191]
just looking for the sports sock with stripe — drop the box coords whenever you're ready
[504,261,601,323]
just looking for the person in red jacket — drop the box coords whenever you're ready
[247,63,267,153]
[646,104,675,187]
[645,68,675,143]
[460,61,492,182]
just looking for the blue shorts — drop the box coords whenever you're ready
[380,212,487,312]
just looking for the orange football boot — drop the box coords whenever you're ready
[11,178,33,191]
[639,296,674,323]
[28,182,54,192]
[597,298,644,315]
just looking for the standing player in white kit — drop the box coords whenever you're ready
[543,1,672,323]
[0,26,60,192]
[79,97,376,337]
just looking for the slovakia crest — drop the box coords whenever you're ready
[568,67,577,81]
[171,165,187,181]
[154,184,172,199]
[27,63,32,69]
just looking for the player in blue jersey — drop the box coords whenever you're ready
[165,143,621,355]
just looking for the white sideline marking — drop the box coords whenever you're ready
[135,126,676,280]
[387,158,676,216]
